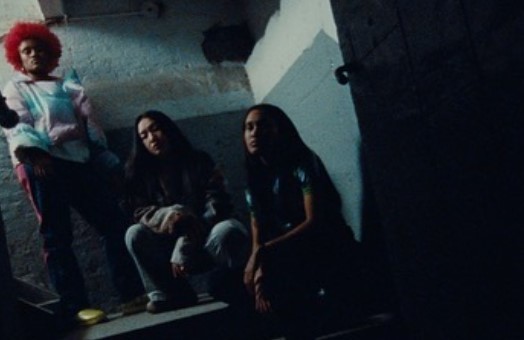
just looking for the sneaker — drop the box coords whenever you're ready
[146,294,198,314]
[120,294,149,315]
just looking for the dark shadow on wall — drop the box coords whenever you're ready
[201,22,255,64]
[241,0,281,41]
[330,0,524,338]
[357,148,400,317]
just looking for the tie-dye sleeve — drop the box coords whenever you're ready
[2,81,50,161]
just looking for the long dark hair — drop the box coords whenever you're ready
[243,104,311,163]
[243,104,312,185]
[243,103,344,222]
[126,110,192,174]
[124,110,193,206]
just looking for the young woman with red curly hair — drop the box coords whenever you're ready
[3,21,62,74]
[0,22,146,328]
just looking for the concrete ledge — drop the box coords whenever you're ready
[64,300,228,340]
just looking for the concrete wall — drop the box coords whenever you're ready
[245,0,339,102]
[0,1,253,127]
[0,0,43,35]
[244,0,363,237]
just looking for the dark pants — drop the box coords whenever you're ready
[16,158,144,317]
[256,239,322,340]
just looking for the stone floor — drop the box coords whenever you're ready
[16,272,410,339]
[63,298,229,340]
[60,301,409,340]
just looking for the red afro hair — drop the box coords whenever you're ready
[4,22,62,72]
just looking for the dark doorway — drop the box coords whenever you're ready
[331,1,524,339]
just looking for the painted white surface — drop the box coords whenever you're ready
[245,0,339,103]
[0,0,43,37]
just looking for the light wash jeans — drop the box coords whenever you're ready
[125,218,248,302]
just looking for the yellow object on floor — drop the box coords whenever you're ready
[76,308,106,326]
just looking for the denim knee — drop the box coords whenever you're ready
[125,224,145,253]
[205,219,248,268]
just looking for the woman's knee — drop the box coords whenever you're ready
[205,219,248,267]
[125,224,147,251]
[207,220,245,247]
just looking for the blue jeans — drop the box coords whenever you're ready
[17,158,144,317]
[125,218,248,302]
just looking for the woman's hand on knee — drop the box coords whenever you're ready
[254,267,272,313]
[171,263,188,278]
[255,291,272,314]
[243,251,258,294]
[244,244,267,294]
[243,267,255,295]
[159,211,184,234]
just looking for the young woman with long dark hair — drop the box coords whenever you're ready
[124,110,249,313]
[242,103,356,338]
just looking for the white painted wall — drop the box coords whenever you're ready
[245,0,339,102]
[244,0,364,237]
[0,0,43,36]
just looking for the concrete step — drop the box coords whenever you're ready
[317,313,409,340]
[60,301,405,340]
[15,277,62,339]
[15,277,60,310]
[15,275,408,340]
[62,295,229,340]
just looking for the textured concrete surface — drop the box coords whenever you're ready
[245,0,340,102]
[64,300,229,340]
[0,0,42,35]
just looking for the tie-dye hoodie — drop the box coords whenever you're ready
[1,71,106,166]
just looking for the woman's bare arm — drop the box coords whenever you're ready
[264,192,315,250]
